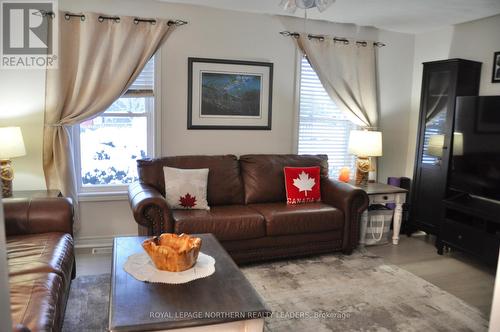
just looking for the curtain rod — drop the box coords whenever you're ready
[35,10,187,26]
[280,31,386,47]
[65,12,188,26]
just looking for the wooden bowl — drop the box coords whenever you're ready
[142,233,202,272]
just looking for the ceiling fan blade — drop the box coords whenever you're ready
[315,0,335,12]
[296,0,316,9]
[279,0,298,13]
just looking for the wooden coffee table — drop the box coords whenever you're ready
[108,234,270,331]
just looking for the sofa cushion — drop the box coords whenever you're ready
[240,154,329,204]
[7,233,74,287]
[284,166,321,204]
[172,205,265,241]
[5,197,73,236]
[249,202,344,236]
[137,155,244,205]
[163,167,210,210]
[9,272,66,332]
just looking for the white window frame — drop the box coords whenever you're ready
[74,51,162,198]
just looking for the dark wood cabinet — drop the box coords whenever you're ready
[409,59,481,235]
[438,194,500,266]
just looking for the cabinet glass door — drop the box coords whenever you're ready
[421,70,450,165]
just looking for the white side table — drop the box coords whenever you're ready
[355,182,407,245]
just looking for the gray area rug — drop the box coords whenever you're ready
[63,274,110,332]
[63,251,488,332]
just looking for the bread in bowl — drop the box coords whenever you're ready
[142,233,202,272]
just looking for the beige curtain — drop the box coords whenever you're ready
[43,12,174,224]
[296,35,379,128]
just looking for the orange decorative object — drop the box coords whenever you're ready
[142,233,202,272]
[338,167,351,183]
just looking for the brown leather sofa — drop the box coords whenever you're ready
[4,197,75,332]
[129,154,368,263]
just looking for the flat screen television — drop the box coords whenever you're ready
[449,96,500,202]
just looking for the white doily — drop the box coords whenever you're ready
[123,252,215,284]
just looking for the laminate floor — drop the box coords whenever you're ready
[368,233,496,317]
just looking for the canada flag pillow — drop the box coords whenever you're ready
[163,167,210,210]
[284,166,321,205]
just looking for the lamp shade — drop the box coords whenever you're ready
[427,133,464,157]
[0,127,26,159]
[452,132,464,156]
[348,130,382,157]
[427,134,444,157]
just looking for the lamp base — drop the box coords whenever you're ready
[1,159,13,198]
[355,157,370,186]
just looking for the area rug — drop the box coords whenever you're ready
[63,251,488,331]
[62,274,110,332]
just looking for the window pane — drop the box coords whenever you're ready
[104,96,149,114]
[128,57,154,91]
[298,57,358,179]
[79,113,148,186]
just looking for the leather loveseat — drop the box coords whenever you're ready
[128,154,368,263]
[4,197,75,332]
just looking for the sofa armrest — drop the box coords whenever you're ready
[128,182,174,234]
[321,178,369,252]
[3,197,74,237]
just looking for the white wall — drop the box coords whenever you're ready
[0,0,415,244]
[0,70,46,190]
[77,199,137,245]
[449,15,500,96]
[377,30,415,183]
[405,14,500,176]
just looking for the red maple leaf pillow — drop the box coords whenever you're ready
[284,166,321,205]
[163,167,210,210]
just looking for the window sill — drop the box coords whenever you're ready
[78,191,128,202]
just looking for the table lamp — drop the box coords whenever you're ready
[0,127,26,197]
[427,134,445,158]
[427,132,463,158]
[348,130,382,185]
[452,132,463,156]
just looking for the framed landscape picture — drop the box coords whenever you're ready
[492,51,500,83]
[188,58,273,130]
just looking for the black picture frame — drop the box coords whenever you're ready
[188,57,273,130]
[492,51,500,83]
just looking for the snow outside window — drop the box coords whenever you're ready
[75,57,156,193]
[298,57,359,179]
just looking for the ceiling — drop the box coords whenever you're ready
[157,0,500,34]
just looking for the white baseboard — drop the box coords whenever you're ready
[74,234,136,249]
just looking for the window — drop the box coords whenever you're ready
[75,57,156,193]
[298,57,359,178]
